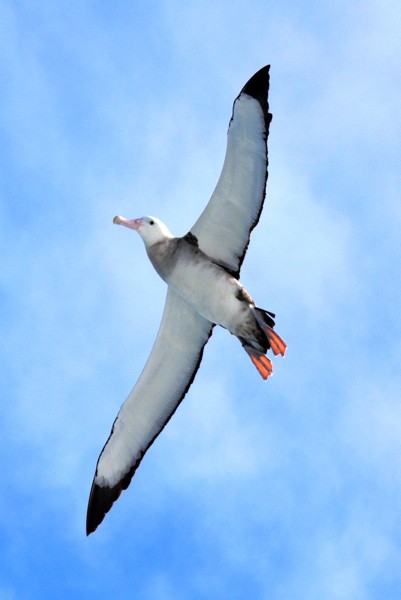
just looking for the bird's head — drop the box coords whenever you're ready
[113,215,173,247]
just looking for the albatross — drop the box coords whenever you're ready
[86,65,286,535]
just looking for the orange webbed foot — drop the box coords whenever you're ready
[244,345,273,380]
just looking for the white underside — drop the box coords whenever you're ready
[95,288,212,487]
[192,93,267,275]
[166,259,247,332]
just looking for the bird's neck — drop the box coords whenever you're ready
[146,238,179,282]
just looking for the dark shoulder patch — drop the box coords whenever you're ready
[210,259,239,279]
[219,264,239,279]
[183,231,199,246]
[235,286,253,303]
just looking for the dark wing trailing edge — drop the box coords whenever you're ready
[86,289,213,535]
[191,65,272,277]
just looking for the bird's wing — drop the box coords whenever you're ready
[86,288,213,535]
[191,65,272,277]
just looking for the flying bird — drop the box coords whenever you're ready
[86,66,286,535]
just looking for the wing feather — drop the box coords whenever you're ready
[191,65,272,276]
[86,288,213,534]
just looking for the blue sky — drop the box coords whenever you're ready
[1,1,401,598]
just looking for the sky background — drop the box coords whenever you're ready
[1,1,401,598]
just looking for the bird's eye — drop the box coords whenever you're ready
[149,220,154,225]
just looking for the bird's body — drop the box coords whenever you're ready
[147,229,258,343]
[86,66,287,535]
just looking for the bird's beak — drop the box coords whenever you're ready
[113,216,143,230]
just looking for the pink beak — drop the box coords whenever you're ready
[113,216,143,230]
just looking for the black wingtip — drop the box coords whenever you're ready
[240,65,270,98]
[86,478,127,535]
[238,65,271,123]
[86,459,142,535]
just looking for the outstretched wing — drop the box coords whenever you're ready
[191,65,272,277]
[86,288,213,535]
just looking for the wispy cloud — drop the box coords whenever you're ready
[1,1,400,598]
